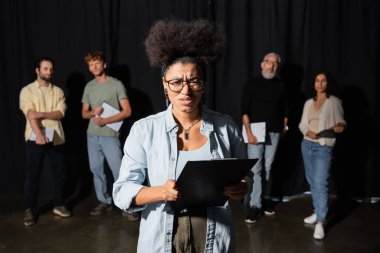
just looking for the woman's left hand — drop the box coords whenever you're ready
[224,180,248,200]
[333,123,345,133]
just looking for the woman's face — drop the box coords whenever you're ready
[163,62,203,114]
[314,73,328,94]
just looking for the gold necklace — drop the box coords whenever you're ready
[181,117,201,140]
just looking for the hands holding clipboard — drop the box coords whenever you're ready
[169,159,257,210]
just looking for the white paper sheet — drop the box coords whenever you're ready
[242,122,266,143]
[30,128,54,142]
[99,102,123,132]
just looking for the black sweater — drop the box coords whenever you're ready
[241,76,288,132]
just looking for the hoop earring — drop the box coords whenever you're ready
[164,89,169,107]
[202,86,206,93]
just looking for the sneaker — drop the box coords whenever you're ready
[24,209,35,226]
[264,207,276,216]
[53,206,72,218]
[90,203,113,216]
[304,213,317,224]
[264,201,276,216]
[245,207,262,224]
[313,223,325,240]
[122,211,141,221]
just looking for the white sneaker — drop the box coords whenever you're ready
[304,213,317,224]
[313,223,325,240]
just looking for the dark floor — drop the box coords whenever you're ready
[0,194,379,253]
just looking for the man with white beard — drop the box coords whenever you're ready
[241,52,289,223]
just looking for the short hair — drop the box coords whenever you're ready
[35,57,54,69]
[263,52,281,64]
[144,19,225,77]
[84,51,106,64]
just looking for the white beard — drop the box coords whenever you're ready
[262,70,276,80]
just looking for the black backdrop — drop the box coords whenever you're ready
[1,0,379,200]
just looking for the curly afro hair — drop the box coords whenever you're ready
[144,19,225,69]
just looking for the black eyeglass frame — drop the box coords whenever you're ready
[163,77,204,93]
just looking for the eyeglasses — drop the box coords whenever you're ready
[164,77,204,93]
[263,60,279,67]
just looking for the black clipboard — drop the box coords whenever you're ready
[171,158,257,210]
[317,129,336,138]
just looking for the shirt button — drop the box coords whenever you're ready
[171,157,176,161]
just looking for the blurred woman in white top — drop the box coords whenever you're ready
[299,71,346,240]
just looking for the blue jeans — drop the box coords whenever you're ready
[245,132,280,209]
[301,139,332,223]
[87,134,122,205]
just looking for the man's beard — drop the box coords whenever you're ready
[40,74,52,82]
[262,70,276,80]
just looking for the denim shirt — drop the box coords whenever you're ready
[113,105,246,253]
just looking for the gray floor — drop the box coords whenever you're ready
[0,194,379,253]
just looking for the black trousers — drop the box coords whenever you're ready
[24,141,65,209]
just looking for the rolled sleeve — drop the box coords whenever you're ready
[113,180,146,212]
[19,88,35,115]
[56,89,67,117]
[113,123,148,212]
[113,155,148,212]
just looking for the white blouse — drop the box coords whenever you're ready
[299,95,346,147]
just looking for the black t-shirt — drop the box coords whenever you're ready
[241,75,288,132]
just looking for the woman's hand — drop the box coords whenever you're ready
[133,179,180,206]
[224,180,248,200]
[306,130,319,140]
[333,123,345,133]
[160,179,180,202]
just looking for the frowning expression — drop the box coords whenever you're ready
[163,62,203,114]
